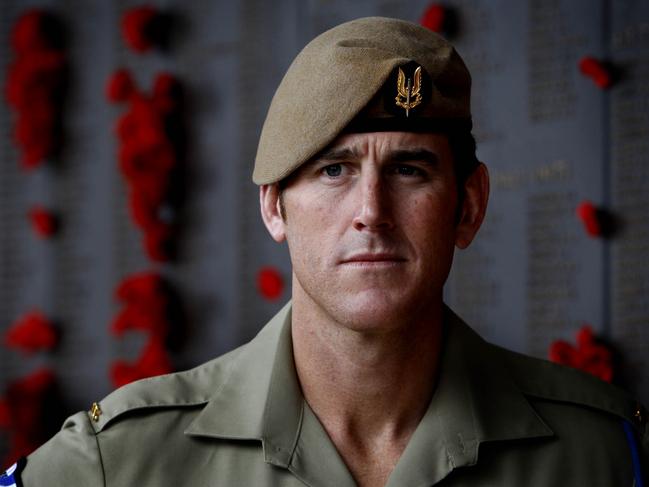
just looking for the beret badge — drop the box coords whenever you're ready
[395,65,422,117]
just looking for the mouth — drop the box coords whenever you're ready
[340,253,407,267]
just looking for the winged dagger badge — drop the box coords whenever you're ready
[395,66,422,117]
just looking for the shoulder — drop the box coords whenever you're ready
[491,343,648,445]
[18,347,244,485]
[90,345,242,433]
[17,347,247,486]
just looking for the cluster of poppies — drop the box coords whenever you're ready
[0,369,59,466]
[5,10,64,239]
[549,326,614,383]
[4,9,66,170]
[104,6,182,387]
[0,10,65,465]
[109,273,174,387]
[1,311,59,466]
[107,69,182,262]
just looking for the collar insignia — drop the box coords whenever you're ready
[395,66,422,117]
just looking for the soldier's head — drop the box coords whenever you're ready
[256,17,489,329]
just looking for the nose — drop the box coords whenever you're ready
[352,170,394,231]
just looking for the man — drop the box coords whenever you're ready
[3,16,647,487]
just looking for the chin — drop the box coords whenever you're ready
[327,290,421,333]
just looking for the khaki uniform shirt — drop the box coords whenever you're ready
[9,303,649,486]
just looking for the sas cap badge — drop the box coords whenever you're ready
[395,65,423,117]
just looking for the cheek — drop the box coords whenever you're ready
[410,190,457,224]
[406,192,458,247]
[285,198,337,258]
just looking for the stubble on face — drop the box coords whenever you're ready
[280,131,459,334]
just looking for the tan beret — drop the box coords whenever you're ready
[253,16,472,184]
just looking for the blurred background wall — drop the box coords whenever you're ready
[0,0,647,464]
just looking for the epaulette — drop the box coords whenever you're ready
[494,344,648,443]
[86,347,241,433]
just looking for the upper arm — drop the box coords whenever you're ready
[21,411,105,486]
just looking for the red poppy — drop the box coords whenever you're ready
[6,51,65,109]
[153,73,177,97]
[114,89,177,150]
[10,10,51,55]
[14,106,54,145]
[136,336,172,374]
[137,121,167,153]
[119,139,173,178]
[144,222,173,262]
[121,6,157,53]
[110,302,169,337]
[110,337,171,387]
[576,326,595,348]
[133,171,173,207]
[257,267,284,300]
[115,109,138,141]
[106,69,136,103]
[0,368,57,465]
[128,191,161,230]
[579,346,613,383]
[420,4,446,33]
[576,200,601,237]
[130,97,168,149]
[549,325,613,383]
[28,206,58,238]
[21,143,51,169]
[579,57,611,89]
[152,73,179,112]
[4,310,58,353]
[14,112,56,170]
[115,272,164,303]
[120,152,172,211]
[548,340,576,367]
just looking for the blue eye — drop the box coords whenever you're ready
[323,164,342,177]
[395,165,421,176]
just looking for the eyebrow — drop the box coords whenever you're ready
[315,146,363,162]
[389,149,439,166]
[315,146,439,165]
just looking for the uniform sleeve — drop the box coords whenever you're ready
[21,411,105,486]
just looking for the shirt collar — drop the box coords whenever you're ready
[386,306,554,485]
[185,301,303,467]
[186,302,554,481]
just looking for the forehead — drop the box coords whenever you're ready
[318,131,451,160]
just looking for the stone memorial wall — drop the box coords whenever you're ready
[0,0,647,461]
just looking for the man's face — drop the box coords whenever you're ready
[261,131,487,332]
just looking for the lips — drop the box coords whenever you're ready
[340,252,406,264]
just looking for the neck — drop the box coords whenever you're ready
[290,285,444,481]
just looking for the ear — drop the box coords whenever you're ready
[260,184,287,243]
[455,163,489,249]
